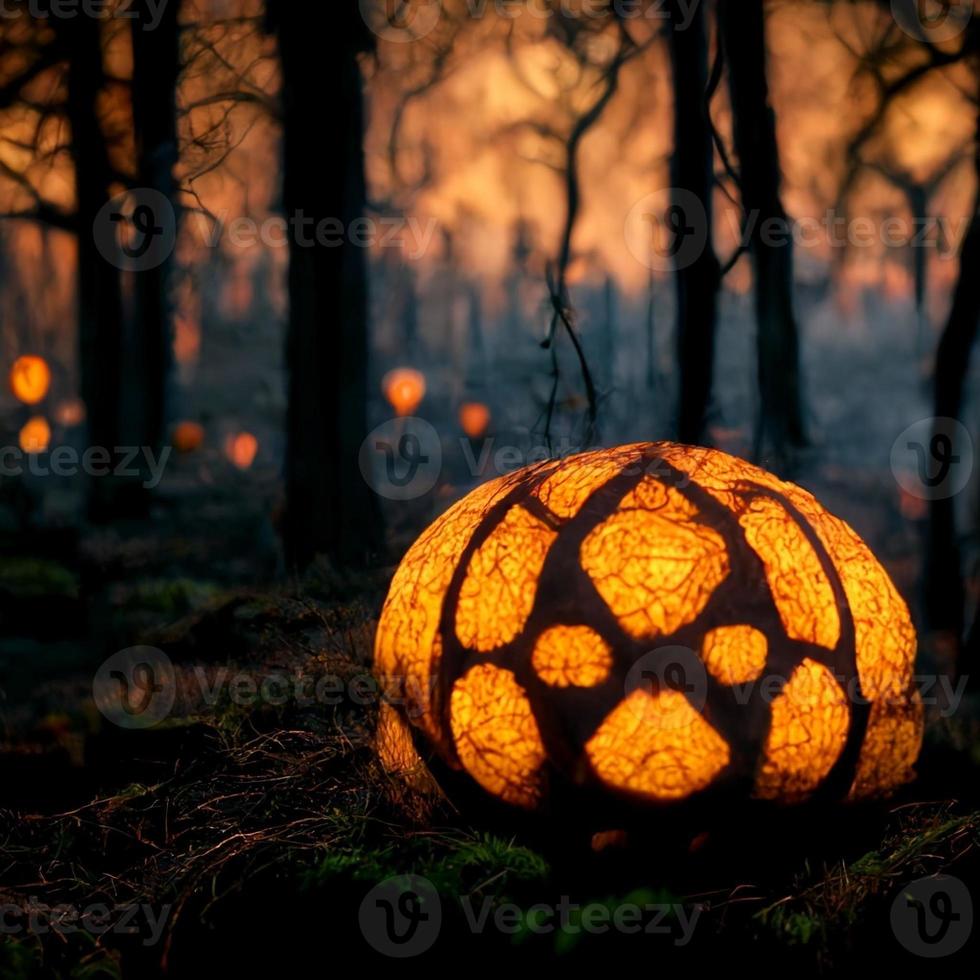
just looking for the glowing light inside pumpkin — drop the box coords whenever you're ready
[459,402,491,439]
[738,495,840,650]
[9,355,51,405]
[173,421,206,454]
[586,688,731,800]
[456,503,556,652]
[701,625,768,685]
[450,663,546,808]
[19,416,51,454]
[375,468,536,746]
[581,476,729,640]
[383,368,426,417]
[754,658,850,802]
[532,625,613,688]
[225,431,259,470]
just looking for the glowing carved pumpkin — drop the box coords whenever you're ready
[383,368,426,418]
[375,443,922,812]
[9,355,51,405]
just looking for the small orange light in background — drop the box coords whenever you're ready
[174,314,201,366]
[9,355,51,405]
[225,431,259,470]
[459,402,491,439]
[173,421,206,454]
[383,368,426,417]
[19,416,51,454]
[54,398,86,428]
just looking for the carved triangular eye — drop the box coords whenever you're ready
[375,443,922,813]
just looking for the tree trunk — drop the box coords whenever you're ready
[602,274,616,389]
[669,0,720,445]
[646,266,658,391]
[65,17,125,519]
[130,0,181,457]
[718,0,806,454]
[269,1,380,568]
[906,183,929,362]
[927,104,980,661]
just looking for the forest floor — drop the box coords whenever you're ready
[1,468,979,976]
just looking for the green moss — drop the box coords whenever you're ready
[116,578,220,615]
[303,829,549,897]
[0,558,78,599]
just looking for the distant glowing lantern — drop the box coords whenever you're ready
[173,421,206,454]
[19,416,51,454]
[459,402,491,439]
[54,398,86,428]
[383,368,426,417]
[9,355,51,405]
[225,431,258,470]
[375,443,922,813]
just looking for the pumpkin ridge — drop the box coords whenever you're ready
[742,487,868,802]
[436,460,563,764]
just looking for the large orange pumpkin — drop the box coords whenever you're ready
[375,443,922,812]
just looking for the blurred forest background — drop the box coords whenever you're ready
[1,2,980,973]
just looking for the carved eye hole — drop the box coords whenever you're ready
[449,664,546,809]
[585,689,730,801]
[701,625,768,685]
[532,625,613,688]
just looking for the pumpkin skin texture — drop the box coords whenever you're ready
[374,443,922,812]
